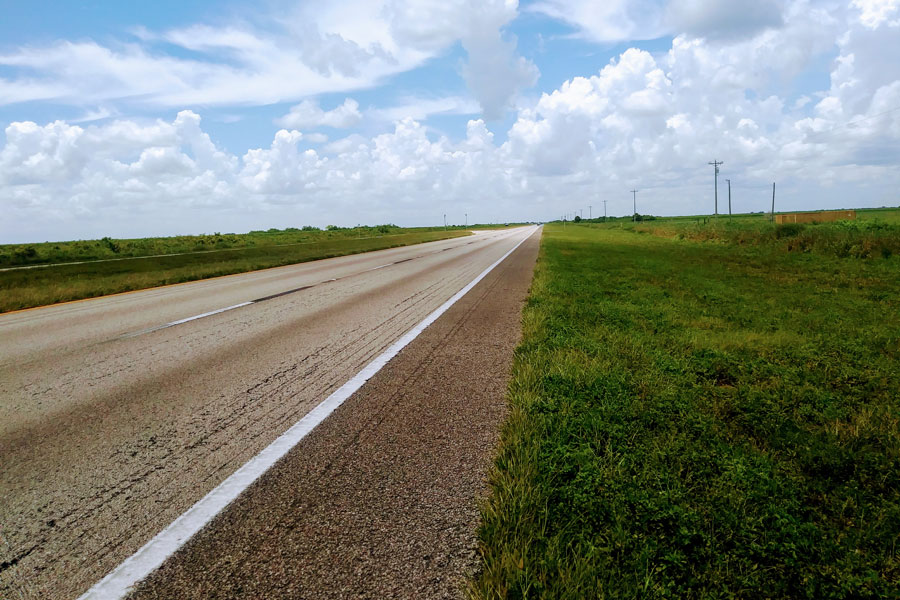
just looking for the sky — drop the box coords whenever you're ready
[1,0,899,242]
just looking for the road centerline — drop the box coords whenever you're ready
[112,232,509,340]
[118,302,255,339]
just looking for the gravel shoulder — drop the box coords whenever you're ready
[129,229,541,599]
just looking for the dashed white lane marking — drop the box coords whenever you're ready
[365,263,394,272]
[116,231,514,339]
[119,302,254,339]
[78,225,539,600]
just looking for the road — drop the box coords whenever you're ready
[0,226,539,599]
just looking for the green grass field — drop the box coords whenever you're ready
[0,228,472,313]
[0,224,491,268]
[472,221,899,598]
[578,207,900,226]
[576,208,900,261]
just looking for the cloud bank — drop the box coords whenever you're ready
[1,0,899,242]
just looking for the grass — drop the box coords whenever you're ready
[579,207,900,226]
[0,228,474,312]
[472,220,900,598]
[628,216,900,261]
[0,224,496,267]
[571,208,900,261]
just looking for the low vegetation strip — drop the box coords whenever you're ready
[473,223,899,598]
[0,224,481,268]
[0,229,469,313]
[630,217,900,260]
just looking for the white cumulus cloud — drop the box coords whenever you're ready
[386,0,538,119]
[852,0,900,27]
[276,99,363,129]
[2,0,900,242]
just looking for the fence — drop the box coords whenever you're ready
[775,210,856,224]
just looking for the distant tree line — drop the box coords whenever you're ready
[567,214,657,223]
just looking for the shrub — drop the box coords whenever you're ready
[775,223,804,238]
[15,246,38,261]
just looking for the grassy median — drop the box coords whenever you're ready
[473,221,900,598]
[0,227,471,312]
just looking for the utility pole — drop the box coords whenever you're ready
[589,205,592,220]
[603,199,607,221]
[631,190,638,221]
[443,213,446,229]
[465,213,468,227]
[709,160,723,217]
[771,182,776,221]
[726,179,732,220]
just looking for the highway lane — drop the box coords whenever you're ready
[0,226,536,599]
[132,225,542,599]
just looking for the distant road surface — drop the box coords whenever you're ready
[0,226,540,599]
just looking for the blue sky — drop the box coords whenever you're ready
[1,0,899,242]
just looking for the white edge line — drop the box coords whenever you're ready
[78,225,539,600]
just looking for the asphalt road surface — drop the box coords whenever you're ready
[0,226,540,599]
